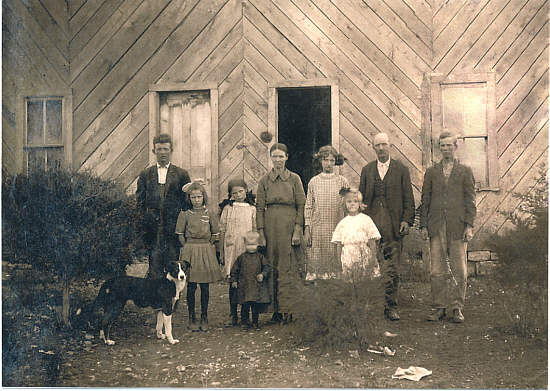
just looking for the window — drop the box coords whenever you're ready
[427,73,498,190]
[17,91,72,173]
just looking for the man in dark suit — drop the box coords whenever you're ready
[359,132,415,321]
[137,133,191,279]
[420,131,476,323]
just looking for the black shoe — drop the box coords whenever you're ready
[241,322,251,330]
[224,316,239,328]
[200,314,209,332]
[267,312,282,325]
[282,313,293,324]
[384,308,400,321]
[188,313,199,331]
[427,308,446,322]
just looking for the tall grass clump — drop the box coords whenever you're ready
[486,164,547,339]
[289,266,385,351]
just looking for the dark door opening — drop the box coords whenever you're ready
[277,87,331,191]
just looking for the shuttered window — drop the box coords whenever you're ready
[428,73,498,190]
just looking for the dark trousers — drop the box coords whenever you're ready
[241,302,260,325]
[229,285,239,320]
[371,198,402,309]
[379,239,402,308]
[147,240,177,279]
[187,282,209,318]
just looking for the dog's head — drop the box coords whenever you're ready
[166,261,190,282]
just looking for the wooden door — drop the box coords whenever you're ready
[159,90,215,206]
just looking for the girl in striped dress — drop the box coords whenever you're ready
[304,145,349,280]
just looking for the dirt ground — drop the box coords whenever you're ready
[3,261,547,388]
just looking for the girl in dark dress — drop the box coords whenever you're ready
[176,182,223,332]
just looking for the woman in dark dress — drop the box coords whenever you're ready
[256,143,306,324]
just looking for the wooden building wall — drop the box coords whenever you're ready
[2,0,70,174]
[429,0,548,243]
[2,0,548,243]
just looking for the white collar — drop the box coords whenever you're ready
[377,158,391,167]
[157,162,171,169]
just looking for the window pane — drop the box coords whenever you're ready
[441,83,487,137]
[47,147,64,170]
[458,137,488,187]
[27,148,45,172]
[462,84,486,137]
[27,100,44,145]
[46,100,63,144]
[441,86,464,133]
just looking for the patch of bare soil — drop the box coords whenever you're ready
[3,262,547,388]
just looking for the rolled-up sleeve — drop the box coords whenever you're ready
[175,211,187,235]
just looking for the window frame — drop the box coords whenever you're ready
[16,90,73,173]
[426,72,499,191]
[267,78,340,170]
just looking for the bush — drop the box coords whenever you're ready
[289,268,385,351]
[2,167,140,326]
[486,164,548,338]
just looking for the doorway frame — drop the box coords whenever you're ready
[148,82,219,204]
[267,79,339,170]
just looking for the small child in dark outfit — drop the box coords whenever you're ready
[230,231,271,330]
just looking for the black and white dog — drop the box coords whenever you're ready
[76,261,190,345]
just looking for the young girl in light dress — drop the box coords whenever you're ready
[331,188,381,280]
[304,145,348,280]
[219,178,256,326]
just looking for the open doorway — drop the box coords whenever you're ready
[277,86,332,191]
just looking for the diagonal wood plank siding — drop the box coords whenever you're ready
[243,0,430,203]
[3,0,548,244]
[2,0,70,174]
[432,0,549,246]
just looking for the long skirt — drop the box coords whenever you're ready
[264,205,303,313]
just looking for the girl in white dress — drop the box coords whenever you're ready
[219,178,256,326]
[331,188,381,280]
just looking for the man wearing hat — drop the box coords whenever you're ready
[137,133,191,279]
[359,132,415,321]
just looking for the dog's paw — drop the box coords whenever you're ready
[156,332,166,340]
[105,339,116,346]
[167,338,179,344]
